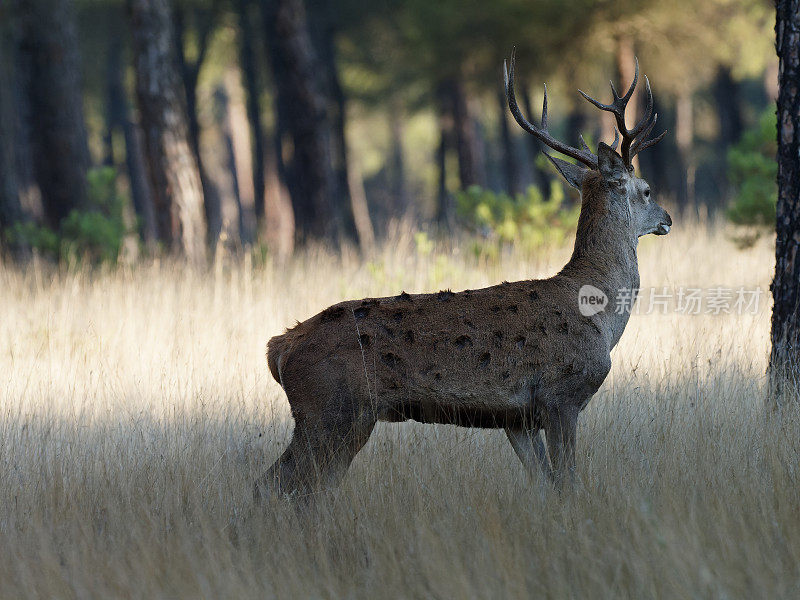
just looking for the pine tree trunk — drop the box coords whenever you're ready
[18,0,90,230]
[497,89,520,196]
[770,0,800,404]
[0,4,21,236]
[105,24,157,245]
[675,90,695,216]
[173,5,222,247]
[309,11,359,244]
[262,0,335,244]
[450,78,483,189]
[389,106,410,216]
[236,0,266,229]
[128,0,207,263]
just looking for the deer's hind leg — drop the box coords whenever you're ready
[255,394,376,502]
[505,427,552,481]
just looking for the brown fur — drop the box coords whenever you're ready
[255,153,671,500]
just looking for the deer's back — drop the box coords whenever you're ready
[268,277,611,426]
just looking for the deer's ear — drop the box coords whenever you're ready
[544,153,588,190]
[597,142,627,184]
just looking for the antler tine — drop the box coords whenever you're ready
[578,57,665,168]
[631,129,667,157]
[630,113,657,156]
[505,50,598,169]
[610,127,620,151]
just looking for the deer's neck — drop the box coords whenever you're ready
[559,187,639,349]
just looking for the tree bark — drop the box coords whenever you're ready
[236,0,266,229]
[0,3,25,251]
[389,105,410,216]
[449,78,483,190]
[518,85,550,192]
[17,0,90,230]
[770,0,800,403]
[497,89,520,196]
[173,3,222,247]
[675,90,695,216]
[128,0,207,262]
[308,6,359,244]
[262,0,335,244]
[105,25,157,245]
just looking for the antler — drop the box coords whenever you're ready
[504,49,598,170]
[577,58,666,168]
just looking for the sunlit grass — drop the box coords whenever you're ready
[1,223,797,598]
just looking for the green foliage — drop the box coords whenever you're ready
[726,110,777,226]
[455,182,580,251]
[6,167,129,264]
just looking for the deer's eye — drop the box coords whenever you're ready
[644,189,651,199]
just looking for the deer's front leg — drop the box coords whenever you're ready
[543,404,579,488]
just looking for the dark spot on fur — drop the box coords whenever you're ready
[501,371,510,380]
[359,334,371,347]
[493,331,503,348]
[515,336,525,350]
[454,335,473,349]
[321,306,345,322]
[479,353,491,368]
[404,330,415,344]
[491,305,501,313]
[529,291,539,301]
[353,306,370,320]
[381,352,400,368]
[464,318,476,328]
[464,289,473,295]
[397,291,412,301]
[434,372,442,380]
[361,298,380,307]
[560,321,569,334]
[553,308,563,317]
[437,290,455,301]
[538,324,547,335]
[382,325,396,338]
[392,311,404,322]
[508,304,518,313]
[421,365,434,376]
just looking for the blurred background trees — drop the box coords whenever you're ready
[0,0,778,263]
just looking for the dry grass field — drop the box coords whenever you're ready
[1,223,798,598]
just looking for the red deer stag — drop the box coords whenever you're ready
[255,52,671,500]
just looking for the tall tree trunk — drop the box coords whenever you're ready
[173,4,222,247]
[770,0,800,403]
[436,85,454,226]
[236,0,266,229]
[0,3,24,248]
[128,0,207,262]
[262,0,335,244]
[497,89,520,196]
[308,8,359,244]
[389,104,410,216]
[213,77,254,246]
[712,66,744,213]
[518,85,550,192]
[18,0,90,230]
[675,90,695,216]
[105,25,157,245]
[449,78,483,190]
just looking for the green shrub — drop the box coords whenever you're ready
[6,167,129,264]
[726,110,777,226]
[455,182,580,251]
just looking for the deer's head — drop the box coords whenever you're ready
[504,52,672,238]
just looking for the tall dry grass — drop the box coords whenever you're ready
[1,224,798,598]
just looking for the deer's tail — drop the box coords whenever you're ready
[267,333,290,387]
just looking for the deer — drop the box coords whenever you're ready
[254,51,671,501]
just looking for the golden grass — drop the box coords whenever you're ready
[1,223,798,598]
